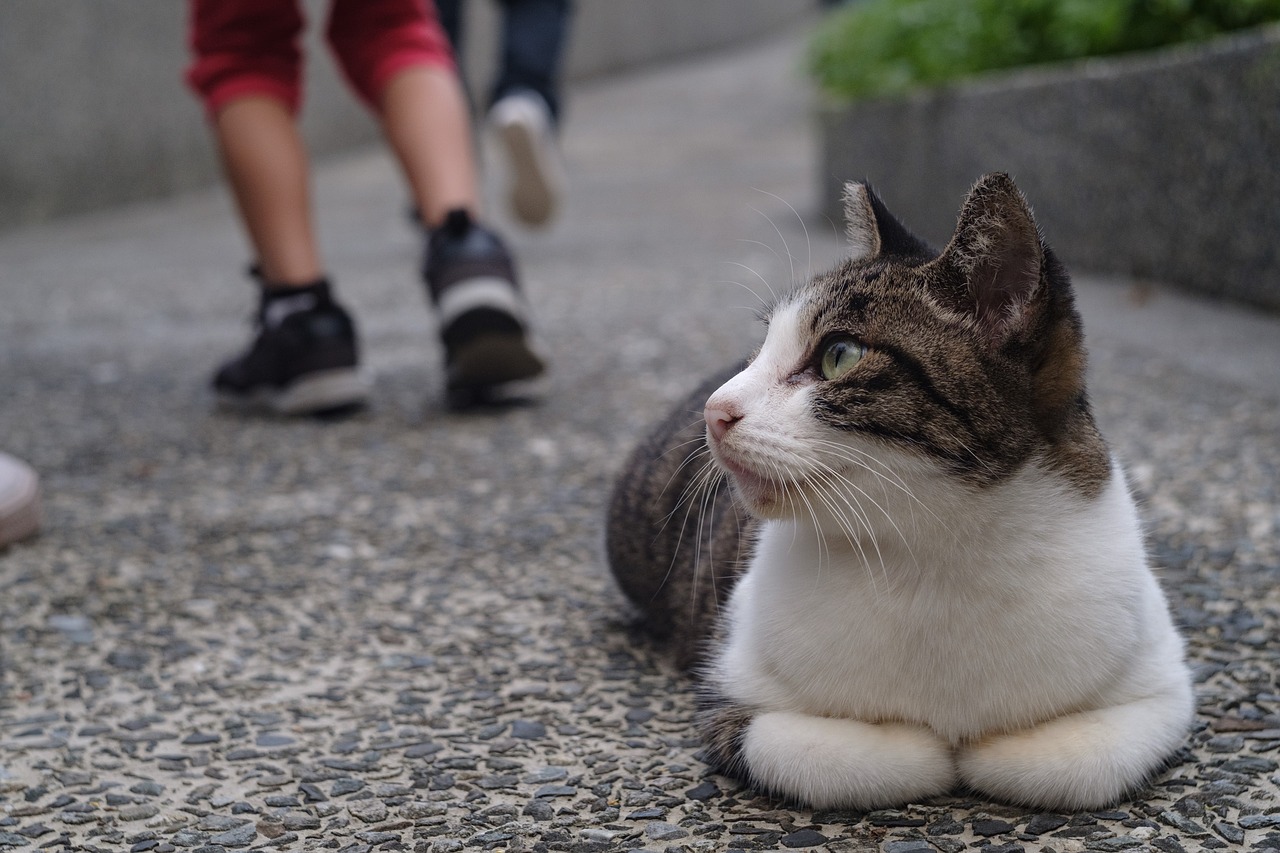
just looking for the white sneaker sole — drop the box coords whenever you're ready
[490,96,564,228]
[218,368,369,416]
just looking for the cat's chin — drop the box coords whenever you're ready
[713,454,792,518]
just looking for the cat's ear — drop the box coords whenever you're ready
[935,173,1043,341]
[842,181,933,262]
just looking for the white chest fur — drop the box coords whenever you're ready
[711,462,1188,745]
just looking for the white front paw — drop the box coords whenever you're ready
[743,711,955,809]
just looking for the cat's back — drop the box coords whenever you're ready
[606,365,754,669]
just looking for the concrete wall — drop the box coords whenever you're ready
[0,0,813,233]
[819,24,1280,312]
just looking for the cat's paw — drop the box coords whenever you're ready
[741,711,955,809]
[957,695,1191,810]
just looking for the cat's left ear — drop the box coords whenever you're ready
[934,173,1044,341]
[842,180,933,262]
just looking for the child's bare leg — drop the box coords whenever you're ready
[213,95,323,286]
[378,65,478,227]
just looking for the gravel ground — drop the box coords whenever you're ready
[3,24,1280,853]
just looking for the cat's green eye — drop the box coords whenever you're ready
[819,336,866,380]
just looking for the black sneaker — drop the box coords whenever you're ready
[423,210,546,399]
[213,275,368,415]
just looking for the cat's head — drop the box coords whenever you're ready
[704,173,1109,523]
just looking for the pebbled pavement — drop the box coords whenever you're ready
[3,23,1280,853]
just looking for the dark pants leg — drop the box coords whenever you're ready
[492,0,571,124]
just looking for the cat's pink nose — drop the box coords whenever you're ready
[705,405,741,441]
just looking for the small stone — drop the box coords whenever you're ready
[522,800,553,821]
[580,829,616,843]
[255,774,290,789]
[475,774,518,790]
[182,733,220,746]
[281,813,320,831]
[883,841,932,853]
[1223,756,1280,774]
[59,812,99,825]
[119,804,160,821]
[256,832,299,848]
[1159,810,1209,836]
[398,801,441,819]
[533,784,576,798]
[868,810,925,827]
[130,781,165,797]
[1213,822,1245,845]
[685,780,719,801]
[1025,814,1069,835]
[404,742,443,759]
[16,824,52,838]
[1239,814,1280,829]
[628,807,666,820]
[298,783,326,803]
[371,782,411,797]
[255,733,295,748]
[927,816,964,836]
[972,818,1016,837]
[209,823,256,847]
[346,800,387,823]
[262,796,298,808]
[644,822,688,841]
[510,719,546,740]
[524,767,568,784]
[781,828,829,848]
[331,779,364,796]
[624,708,655,724]
[1088,838,1145,851]
[429,841,463,853]
[355,831,401,844]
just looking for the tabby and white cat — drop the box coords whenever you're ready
[606,174,1192,810]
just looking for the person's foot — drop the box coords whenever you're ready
[488,91,564,228]
[423,210,546,401]
[213,276,368,416]
[0,452,42,548]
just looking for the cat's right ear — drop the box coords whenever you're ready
[842,181,933,262]
[842,182,882,261]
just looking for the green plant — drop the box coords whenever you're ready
[809,0,1280,100]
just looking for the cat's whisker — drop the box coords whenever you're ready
[806,451,923,550]
[729,243,784,305]
[752,188,813,285]
[653,453,729,612]
[810,441,946,531]
[748,205,796,288]
[806,467,890,591]
[711,277,773,313]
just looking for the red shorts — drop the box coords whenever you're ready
[186,0,456,118]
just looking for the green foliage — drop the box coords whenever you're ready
[809,0,1280,99]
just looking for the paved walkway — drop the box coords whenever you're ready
[3,24,1280,853]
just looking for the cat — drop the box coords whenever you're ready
[605,173,1193,811]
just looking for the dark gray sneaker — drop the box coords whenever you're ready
[213,276,368,416]
[423,210,546,402]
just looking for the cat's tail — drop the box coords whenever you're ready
[606,364,753,669]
